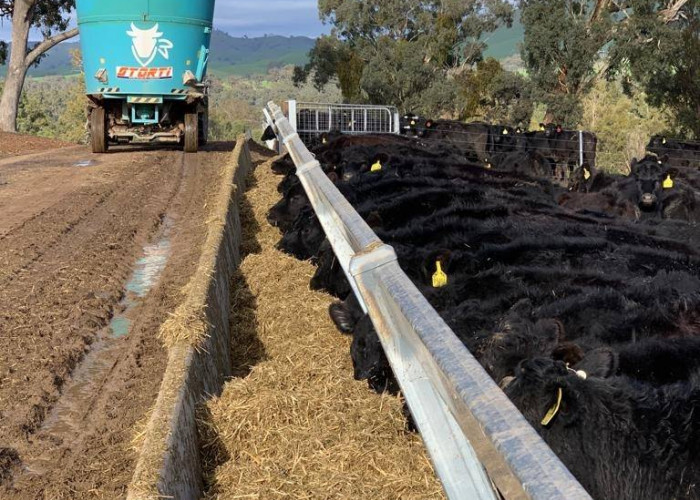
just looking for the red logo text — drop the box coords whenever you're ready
[116,66,173,79]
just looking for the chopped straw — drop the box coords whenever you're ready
[203,155,445,499]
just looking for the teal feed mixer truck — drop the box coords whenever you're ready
[76,0,216,153]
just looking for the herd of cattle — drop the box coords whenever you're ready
[265,121,700,500]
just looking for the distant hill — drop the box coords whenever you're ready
[1,31,316,77]
[483,11,523,62]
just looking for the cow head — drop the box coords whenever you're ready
[503,357,586,428]
[630,156,674,210]
[543,123,558,138]
[481,316,565,382]
[126,23,173,67]
[351,315,398,393]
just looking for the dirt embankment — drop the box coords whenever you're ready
[0,142,235,498]
[201,155,444,499]
[0,132,73,159]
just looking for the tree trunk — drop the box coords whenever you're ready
[0,0,32,132]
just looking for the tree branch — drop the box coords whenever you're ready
[589,0,611,25]
[659,0,689,23]
[25,26,78,67]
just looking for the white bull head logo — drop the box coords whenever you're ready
[127,23,173,67]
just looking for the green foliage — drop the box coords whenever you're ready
[519,0,613,125]
[610,0,699,138]
[296,0,514,114]
[15,75,84,140]
[456,58,533,125]
[521,0,699,135]
[581,79,673,173]
[208,66,343,141]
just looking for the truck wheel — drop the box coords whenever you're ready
[90,106,108,153]
[184,112,198,153]
[198,111,208,146]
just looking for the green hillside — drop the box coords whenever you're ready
[1,31,316,77]
[483,11,523,61]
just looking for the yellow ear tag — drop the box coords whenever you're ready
[410,120,416,125]
[503,129,509,135]
[540,125,546,131]
[322,138,327,144]
[663,175,674,189]
[432,261,448,288]
[371,160,382,172]
[541,387,563,426]
[583,168,591,180]
[662,138,667,145]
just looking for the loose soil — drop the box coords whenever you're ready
[0,141,235,498]
[202,156,444,499]
[0,132,73,159]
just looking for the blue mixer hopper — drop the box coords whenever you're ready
[76,0,216,152]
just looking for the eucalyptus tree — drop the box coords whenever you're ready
[295,0,514,114]
[0,0,77,132]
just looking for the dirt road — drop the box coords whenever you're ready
[0,142,235,498]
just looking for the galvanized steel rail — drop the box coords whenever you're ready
[264,101,593,500]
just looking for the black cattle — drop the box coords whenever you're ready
[269,131,700,500]
[329,293,364,334]
[401,112,422,136]
[350,315,399,394]
[647,135,700,169]
[276,207,325,260]
[576,337,700,387]
[310,240,352,298]
[421,120,492,164]
[515,125,597,181]
[622,155,698,220]
[558,190,639,220]
[268,181,309,230]
[505,357,700,500]
[261,125,277,142]
[491,150,554,178]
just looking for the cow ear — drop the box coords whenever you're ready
[630,157,639,173]
[665,167,680,179]
[365,211,383,228]
[552,342,584,366]
[574,347,618,378]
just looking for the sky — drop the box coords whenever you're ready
[0,1,328,41]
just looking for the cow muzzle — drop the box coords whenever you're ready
[640,193,657,207]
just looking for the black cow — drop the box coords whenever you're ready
[647,135,700,169]
[504,357,700,500]
[350,315,399,394]
[421,120,492,165]
[623,155,698,220]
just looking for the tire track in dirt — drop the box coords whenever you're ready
[1,144,239,499]
[0,148,187,492]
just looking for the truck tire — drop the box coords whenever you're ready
[198,110,208,147]
[90,106,108,153]
[184,112,198,153]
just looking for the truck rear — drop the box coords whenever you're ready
[76,0,216,153]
